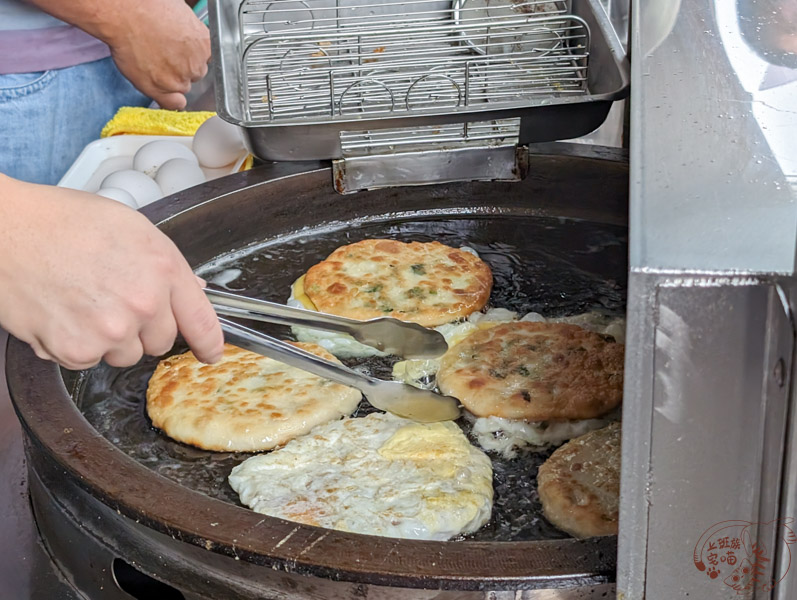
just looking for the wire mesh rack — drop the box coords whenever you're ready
[237,0,590,123]
[339,118,521,156]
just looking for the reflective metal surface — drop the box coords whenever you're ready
[206,288,449,359]
[210,0,628,160]
[629,0,797,273]
[620,0,797,598]
[619,275,795,599]
[219,317,462,423]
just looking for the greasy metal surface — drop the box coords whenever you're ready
[332,143,524,193]
[77,207,624,542]
[210,0,629,160]
[8,148,626,591]
[629,0,797,272]
[239,3,589,121]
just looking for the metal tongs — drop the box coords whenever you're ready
[205,288,461,423]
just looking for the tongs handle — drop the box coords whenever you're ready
[206,287,359,334]
[205,288,448,359]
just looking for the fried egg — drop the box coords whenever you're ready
[467,410,620,459]
[228,412,493,541]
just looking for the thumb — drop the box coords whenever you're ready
[153,92,187,111]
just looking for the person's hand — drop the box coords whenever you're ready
[27,0,210,110]
[104,0,210,110]
[0,175,224,369]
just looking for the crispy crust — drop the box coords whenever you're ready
[146,343,361,452]
[436,321,624,420]
[303,239,493,327]
[537,422,621,538]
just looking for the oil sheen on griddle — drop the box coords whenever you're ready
[78,215,626,542]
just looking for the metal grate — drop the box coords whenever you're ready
[339,119,521,156]
[238,1,590,123]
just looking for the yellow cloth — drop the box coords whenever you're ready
[101,107,216,138]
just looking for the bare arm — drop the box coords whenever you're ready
[26,0,210,110]
[0,174,223,369]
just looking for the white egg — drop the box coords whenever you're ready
[100,170,162,207]
[192,116,246,168]
[133,140,198,177]
[95,187,138,209]
[154,158,206,198]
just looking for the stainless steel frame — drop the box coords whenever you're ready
[210,0,628,160]
[618,0,797,598]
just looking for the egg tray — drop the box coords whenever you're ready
[9,153,627,590]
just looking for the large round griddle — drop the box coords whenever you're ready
[8,145,627,598]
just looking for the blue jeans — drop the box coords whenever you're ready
[0,57,149,185]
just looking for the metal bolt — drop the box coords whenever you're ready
[774,358,786,388]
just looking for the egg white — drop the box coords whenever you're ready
[287,286,388,358]
[228,412,493,541]
[467,411,620,459]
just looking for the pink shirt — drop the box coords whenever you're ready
[0,1,110,74]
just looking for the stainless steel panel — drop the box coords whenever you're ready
[629,0,797,273]
[773,285,797,600]
[618,275,795,599]
[333,144,526,193]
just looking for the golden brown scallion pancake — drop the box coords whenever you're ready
[436,321,623,421]
[302,239,493,327]
[146,343,361,452]
[537,422,621,538]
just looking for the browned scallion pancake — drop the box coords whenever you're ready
[146,343,362,452]
[302,239,493,327]
[537,422,621,538]
[436,321,624,421]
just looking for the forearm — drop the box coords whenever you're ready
[0,174,36,245]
